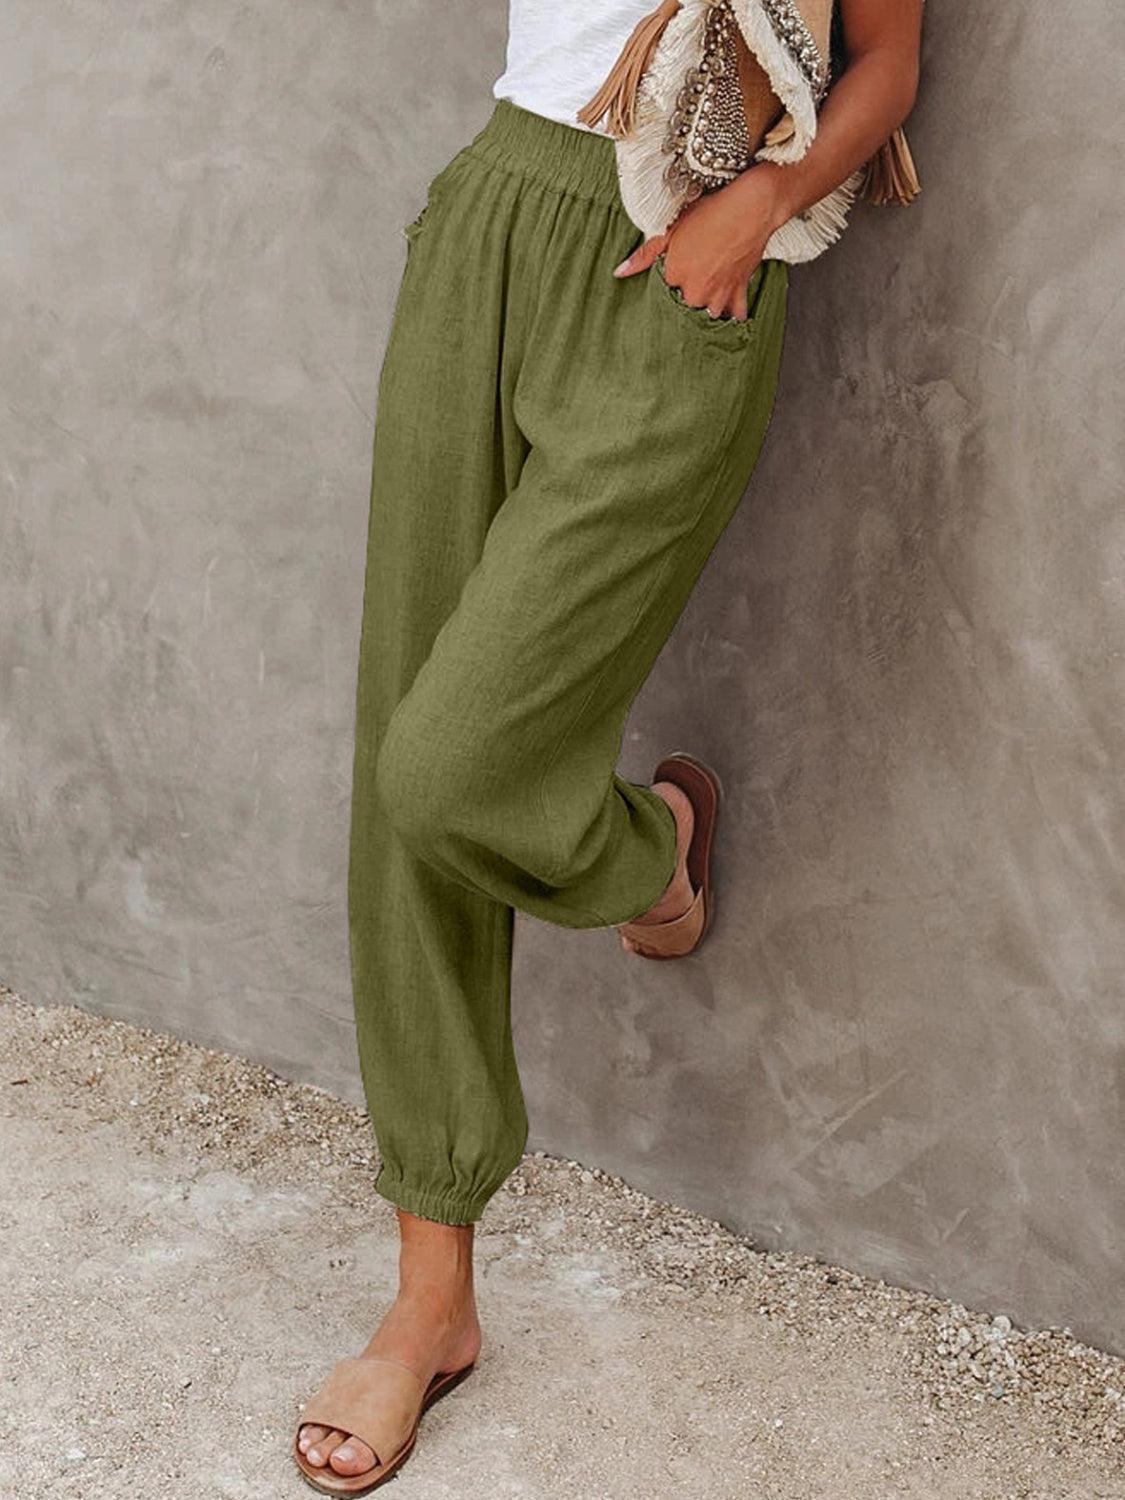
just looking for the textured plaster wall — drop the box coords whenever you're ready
[3,4,1124,1348]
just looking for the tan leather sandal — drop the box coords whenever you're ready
[617,751,721,960]
[293,1354,474,1495]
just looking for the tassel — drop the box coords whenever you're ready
[860,126,921,206]
[762,111,797,149]
[577,0,682,138]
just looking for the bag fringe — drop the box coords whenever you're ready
[614,0,713,235]
[860,126,921,205]
[762,168,863,262]
[577,0,683,137]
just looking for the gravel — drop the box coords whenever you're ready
[2,983,1123,1498]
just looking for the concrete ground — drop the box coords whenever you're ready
[2,987,1124,1500]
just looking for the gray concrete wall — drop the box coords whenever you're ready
[3,3,1124,1350]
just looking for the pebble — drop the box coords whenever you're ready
[6,983,1125,1468]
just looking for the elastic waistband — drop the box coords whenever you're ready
[464,98,625,210]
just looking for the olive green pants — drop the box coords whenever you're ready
[348,99,787,1224]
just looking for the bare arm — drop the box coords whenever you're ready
[614,0,924,319]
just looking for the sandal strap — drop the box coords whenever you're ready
[300,1356,426,1465]
[619,885,705,956]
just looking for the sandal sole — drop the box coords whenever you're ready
[622,750,722,960]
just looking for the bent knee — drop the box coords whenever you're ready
[375,701,552,878]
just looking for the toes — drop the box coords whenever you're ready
[330,1436,378,1476]
[305,1429,346,1468]
[298,1424,329,1455]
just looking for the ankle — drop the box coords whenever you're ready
[397,1205,474,1269]
[370,1272,482,1362]
[396,1273,476,1315]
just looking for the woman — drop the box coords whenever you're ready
[295,0,922,1489]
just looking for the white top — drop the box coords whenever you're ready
[491,0,661,136]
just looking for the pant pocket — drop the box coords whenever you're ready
[401,145,475,248]
[650,254,767,347]
[402,201,432,247]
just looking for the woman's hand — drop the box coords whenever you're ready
[612,164,786,321]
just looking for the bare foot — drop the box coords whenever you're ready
[618,779,695,953]
[297,1209,481,1479]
